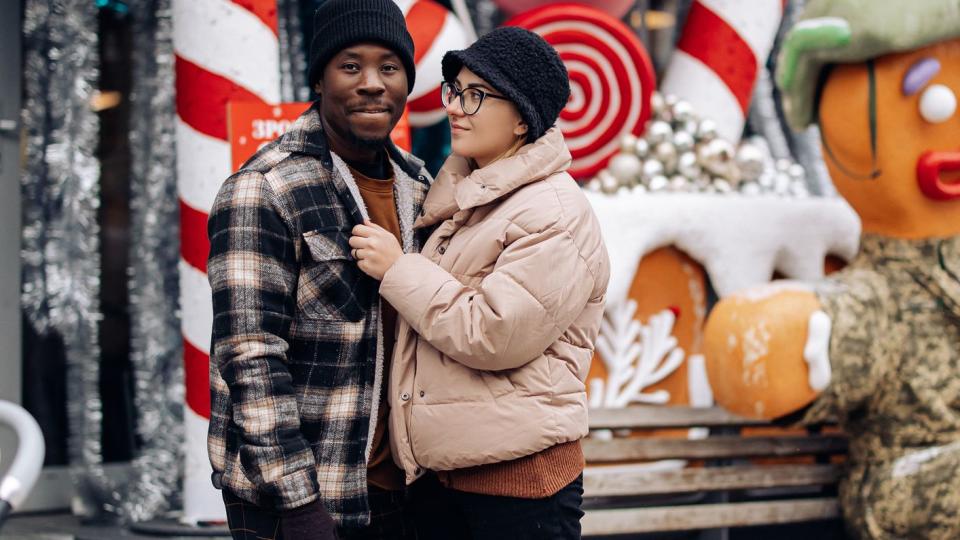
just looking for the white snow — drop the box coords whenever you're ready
[584,192,861,303]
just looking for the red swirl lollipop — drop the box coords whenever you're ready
[506,4,656,180]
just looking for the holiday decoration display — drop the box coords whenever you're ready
[507,3,656,179]
[396,0,472,127]
[660,0,785,143]
[174,0,281,523]
[494,0,635,19]
[703,1,960,537]
[585,92,812,198]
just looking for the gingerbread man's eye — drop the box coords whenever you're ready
[919,84,956,123]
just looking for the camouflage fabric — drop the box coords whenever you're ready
[804,234,960,540]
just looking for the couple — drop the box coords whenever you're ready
[206,0,610,538]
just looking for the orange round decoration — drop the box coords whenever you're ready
[703,288,821,419]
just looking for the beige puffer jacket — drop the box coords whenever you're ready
[379,128,610,485]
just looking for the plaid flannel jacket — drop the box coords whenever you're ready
[206,102,431,528]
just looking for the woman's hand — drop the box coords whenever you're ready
[349,220,403,281]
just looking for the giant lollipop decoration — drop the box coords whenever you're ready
[396,0,472,127]
[507,4,656,180]
[494,0,635,19]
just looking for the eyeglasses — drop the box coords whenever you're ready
[440,81,510,116]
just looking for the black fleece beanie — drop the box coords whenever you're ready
[442,26,570,142]
[308,0,416,94]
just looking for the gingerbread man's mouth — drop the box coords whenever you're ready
[917,150,960,200]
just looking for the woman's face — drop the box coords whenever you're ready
[444,67,528,168]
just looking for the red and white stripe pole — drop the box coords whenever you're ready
[660,0,784,143]
[173,0,280,523]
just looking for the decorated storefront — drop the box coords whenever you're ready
[6,0,958,538]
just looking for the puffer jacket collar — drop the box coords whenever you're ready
[417,127,571,227]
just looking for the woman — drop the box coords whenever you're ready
[349,26,609,539]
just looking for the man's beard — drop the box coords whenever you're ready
[348,130,390,151]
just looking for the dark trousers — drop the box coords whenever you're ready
[222,485,414,540]
[409,473,585,540]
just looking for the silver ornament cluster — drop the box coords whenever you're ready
[586,92,811,198]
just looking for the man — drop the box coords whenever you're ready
[206,1,431,538]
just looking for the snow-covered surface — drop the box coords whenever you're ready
[585,192,862,302]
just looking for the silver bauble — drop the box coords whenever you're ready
[608,153,644,185]
[740,181,762,196]
[653,142,679,174]
[790,181,810,198]
[677,152,700,179]
[619,134,639,155]
[646,120,673,145]
[758,172,776,189]
[670,100,696,124]
[664,94,679,108]
[642,158,665,179]
[673,131,695,153]
[669,175,690,192]
[787,163,806,181]
[634,138,651,158]
[695,174,713,192]
[713,179,734,194]
[735,143,766,182]
[774,172,792,195]
[697,138,737,179]
[599,170,620,194]
[696,119,718,142]
[648,175,669,192]
[650,92,666,118]
[584,178,601,192]
[775,158,792,172]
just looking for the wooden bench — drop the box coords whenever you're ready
[581,406,847,537]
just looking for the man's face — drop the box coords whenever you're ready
[315,43,408,150]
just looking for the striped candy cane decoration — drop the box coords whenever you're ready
[173,0,280,523]
[660,0,784,143]
[396,0,471,127]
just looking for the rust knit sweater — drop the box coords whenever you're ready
[437,440,584,498]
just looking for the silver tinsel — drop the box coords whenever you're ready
[121,0,184,521]
[21,0,103,511]
[747,0,836,196]
[278,0,309,102]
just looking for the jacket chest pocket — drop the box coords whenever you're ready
[298,228,370,321]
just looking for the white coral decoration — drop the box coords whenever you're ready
[589,302,687,409]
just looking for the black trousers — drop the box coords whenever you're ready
[222,485,414,540]
[409,473,585,540]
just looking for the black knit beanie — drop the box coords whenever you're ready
[308,0,416,94]
[442,26,569,142]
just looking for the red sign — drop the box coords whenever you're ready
[228,101,413,172]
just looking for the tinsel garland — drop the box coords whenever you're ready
[748,0,836,197]
[21,0,104,512]
[122,0,184,521]
[278,0,309,102]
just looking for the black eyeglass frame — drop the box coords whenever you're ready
[440,81,510,116]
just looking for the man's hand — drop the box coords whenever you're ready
[349,220,403,281]
[280,499,338,540]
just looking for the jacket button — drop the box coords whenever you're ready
[418,175,426,182]
[479,184,486,189]
[419,390,425,398]
[438,246,446,254]
[400,392,410,401]
[415,466,422,475]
